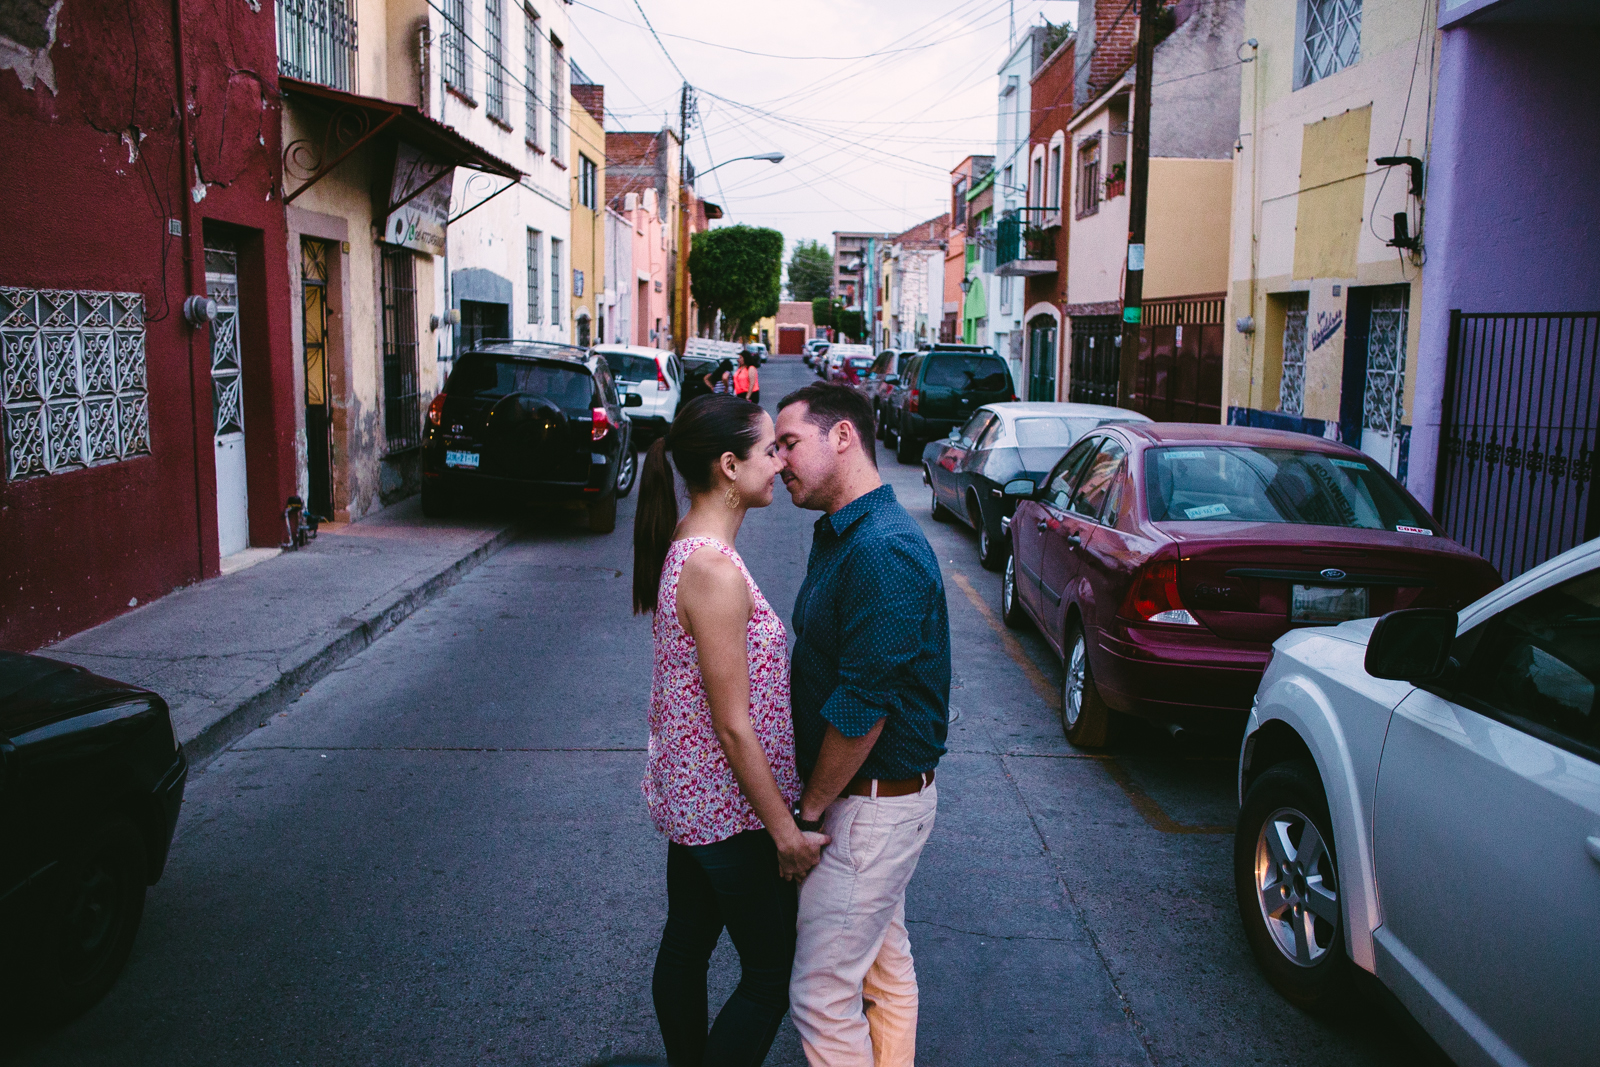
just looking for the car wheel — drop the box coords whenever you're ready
[927,472,952,522]
[1001,553,1028,629]
[1062,621,1113,747]
[615,449,638,498]
[975,498,1006,572]
[31,816,148,1024]
[420,480,453,518]
[895,422,919,464]
[587,493,618,534]
[1235,759,1351,1011]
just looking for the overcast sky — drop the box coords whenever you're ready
[567,0,1079,257]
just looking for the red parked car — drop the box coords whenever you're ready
[999,423,1502,746]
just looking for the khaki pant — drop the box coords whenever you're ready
[790,784,937,1067]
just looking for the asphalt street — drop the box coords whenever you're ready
[8,357,1418,1066]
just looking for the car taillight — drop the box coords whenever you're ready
[592,406,611,441]
[427,393,447,427]
[657,366,670,391]
[909,388,919,413]
[1121,559,1199,625]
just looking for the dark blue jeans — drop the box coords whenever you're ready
[653,829,797,1067]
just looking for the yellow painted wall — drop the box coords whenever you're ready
[1145,158,1232,299]
[570,96,606,343]
[1292,106,1370,280]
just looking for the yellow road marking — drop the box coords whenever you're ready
[948,568,1230,836]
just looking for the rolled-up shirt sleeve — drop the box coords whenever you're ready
[816,537,934,739]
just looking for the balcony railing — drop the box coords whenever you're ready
[277,0,358,92]
[995,210,1059,276]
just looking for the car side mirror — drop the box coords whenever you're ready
[623,393,644,408]
[1002,477,1037,499]
[1364,608,1458,682]
[948,428,961,440]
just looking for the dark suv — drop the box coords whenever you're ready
[884,346,1015,463]
[421,340,641,532]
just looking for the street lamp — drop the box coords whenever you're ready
[959,277,973,294]
[675,151,785,354]
[695,152,785,179]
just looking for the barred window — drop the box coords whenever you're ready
[1077,137,1101,218]
[549,38,564,163]
[550,238,562,327]
[1298,0,1361,88]
[484,0,506,121]
[442,0,469,94]
[578,154,597,209]
[380,249,421,451]
[527,228,542,323]
[524,5,540,148]
[1278,293,1309,416]
[2,288,150,481]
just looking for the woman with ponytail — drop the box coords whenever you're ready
[633,394,828,1066]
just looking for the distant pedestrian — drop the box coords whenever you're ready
[705,358,736,396]
[632,394,831,1067]
[773,381,950,1067]
[734,350,761,405]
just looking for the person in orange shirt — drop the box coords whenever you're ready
[735,349,761,404]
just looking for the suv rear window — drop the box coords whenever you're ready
[600,351,661,383]
[924,354,1009,391]
[1143,446,1433,531]
[446,355,595,413]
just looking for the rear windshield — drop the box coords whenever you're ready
[446,355,595,412]
[924,354,1009,392]
[600,351,661,383]
[1012,417,1104,448]
[848,356,874,369]
[1144,446,1433,531]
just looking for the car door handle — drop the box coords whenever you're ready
[1037,520,1049,532]
[1066,532,1082,548]
[1587,836,1600,867]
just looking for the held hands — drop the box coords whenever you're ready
[776,829,831,882]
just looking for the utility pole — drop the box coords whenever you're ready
[673,82,692,352]
[1118,0,1158,408]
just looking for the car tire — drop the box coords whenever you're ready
[587,492,618,534]
[926,471,953,522]
[1234,759,1351,1012]
[615,448,638,498]
[895,422,919,465]
[1061,620,1113,748]
[420,480,454,518]
[28,815,148,1025]
[974,497,1006,571]
[1001,553,1029,629]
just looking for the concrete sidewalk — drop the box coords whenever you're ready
[47,499,516,766]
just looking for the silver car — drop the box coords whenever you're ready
[1236,538,1599,1065]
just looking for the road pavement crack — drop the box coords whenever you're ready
[906,919,1073,943]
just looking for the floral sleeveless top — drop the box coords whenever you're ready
[644,536,799,846]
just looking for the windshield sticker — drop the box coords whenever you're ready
[1164,450,1207,460]
[1331,458,1369,470]
[1184,503,1232,519]
[1395,524,1434,536]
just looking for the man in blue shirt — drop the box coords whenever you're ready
[775,381,950,1067]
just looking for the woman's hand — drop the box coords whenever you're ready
[774,827,831,882]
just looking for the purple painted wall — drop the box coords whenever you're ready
[1409,22,1600,509]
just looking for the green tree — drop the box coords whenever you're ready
[811,296,839,330]
[786,240,834,301]
[688,225,784,341]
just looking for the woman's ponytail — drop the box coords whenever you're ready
[632,436,678,615]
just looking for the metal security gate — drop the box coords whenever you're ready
[1069,315,1120,406]
[205,239,250,557]
[1436,311,1600,579]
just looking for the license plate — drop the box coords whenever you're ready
[1292,584,1369,623]
[445,449,479,469]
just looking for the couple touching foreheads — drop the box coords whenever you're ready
[632,381,951,1067]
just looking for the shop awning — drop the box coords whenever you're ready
[279,77,521,210]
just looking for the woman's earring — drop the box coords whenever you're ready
[724,482,742,510]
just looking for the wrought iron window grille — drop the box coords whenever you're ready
[1298,0,1362,89]
[483,0,506,122]
[276,0,359,92]
[441,0,470,95]
[380,249,422,453]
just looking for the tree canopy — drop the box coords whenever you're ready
[786,240,834,302]
[688,225,784,341]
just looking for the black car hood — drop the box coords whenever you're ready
[0,650,156,736]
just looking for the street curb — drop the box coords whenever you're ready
[181,525,518,769]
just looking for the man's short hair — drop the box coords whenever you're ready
[778,381,878,468]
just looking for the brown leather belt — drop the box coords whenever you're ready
[844,769,935,798]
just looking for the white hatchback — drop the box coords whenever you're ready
[1236,538,1600,1065]
[595,345,679,446]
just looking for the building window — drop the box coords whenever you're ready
[550,238,563,326]
[549,38,564,163]
[1298,0,1362,88]
[484,0,506,121]
[441,0,469,95]
[524,5,540,148]
[380,248,421,452]
[1,288,150,480]
[952,177,968,229]
[527,228,542,323]
[578,154,598,209]
[1048,144,1063,212]
[1278,293,1308,415]
[276,0,359,92]
[1030,156,1043,209]
[1076,137,1101,218]
[576,313,590,347]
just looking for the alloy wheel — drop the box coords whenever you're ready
[616,451,637,494]
[1063,632,1087,728]
[979,520,990,559]
[1003,555,1015,614]
[1254,806,1340,967]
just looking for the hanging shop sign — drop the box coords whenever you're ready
[385,142,454,256]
